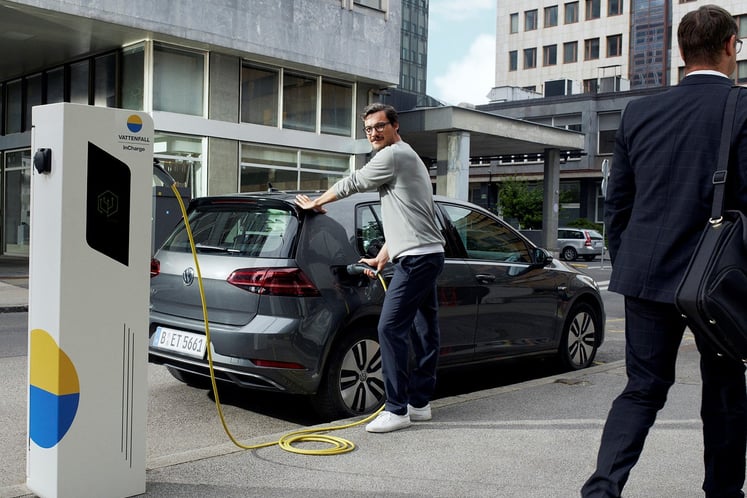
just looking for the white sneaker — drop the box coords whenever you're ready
[408,403,432,421]
[365,411,411,433]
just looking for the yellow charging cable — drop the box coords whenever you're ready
[170,184,384,455]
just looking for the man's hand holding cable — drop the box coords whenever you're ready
[359,243,389,279]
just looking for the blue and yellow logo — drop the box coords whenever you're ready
[29,329,80,448]
[126,114,143,133]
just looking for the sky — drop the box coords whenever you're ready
[426,0,497,106]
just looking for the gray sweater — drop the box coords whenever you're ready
[333,141,445,260]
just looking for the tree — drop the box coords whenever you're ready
[497,178,543,229]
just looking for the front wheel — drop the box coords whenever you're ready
[312,326,385,420]
[558,302,600,370]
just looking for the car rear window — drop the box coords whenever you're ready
[161,202,297,258]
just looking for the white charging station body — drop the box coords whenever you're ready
[27,103,153,498]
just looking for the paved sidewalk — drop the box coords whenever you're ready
[0,256,28,313]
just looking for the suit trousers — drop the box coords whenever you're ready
[581,296,747,498]
[377,252,444,415]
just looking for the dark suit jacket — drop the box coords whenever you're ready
[606,75,747,303]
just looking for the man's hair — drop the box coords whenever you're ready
[678,4,738,67]
[361,103,398,124]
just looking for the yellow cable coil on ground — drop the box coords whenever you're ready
[171,184,383,455]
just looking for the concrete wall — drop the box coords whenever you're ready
[13,0,401,85]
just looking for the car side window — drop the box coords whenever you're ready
[356,204,385,257]
[440,204,530,262]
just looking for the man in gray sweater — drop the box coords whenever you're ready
[295,103,445,433]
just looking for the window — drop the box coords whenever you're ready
[356,204,386,258]
[24,74,42,131]
[121,44,144,111]
[3,149,31,255]
[69,60,89,105]
[544,6,558,28]
[598,112,621,154]
[354,0,384,9]
[524,48,537,69]
[584,38,600,60]
[585,0,600,20]
[738,61,747,85]
[738,15,747,38]
[5,79,22,134]
[240,143,350,192]
[321,80,352,137]
[510,12,519,33]
[154,133,205,197]
[543,45,557,66]
[509,50,518,71]
[554,114,582,132]
[607,34,622,57]
[440,204,530,263]
[608,0,622,16]
[94,53,117,108]
[153,44,205,116]
[564,41,578,63]
[565,2,579,24]
[282,72,317,132]
[525,9,538,31]
[45,67,65,104]
[583,78,597,94]
[241,65,279,126]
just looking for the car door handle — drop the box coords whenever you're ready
[475,274,496,284]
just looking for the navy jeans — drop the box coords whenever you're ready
[582,296,747,498]
[377,252,444,415]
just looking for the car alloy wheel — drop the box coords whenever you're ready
[559,302,599,370]
[313,327,385,420]
[562,247,578,261]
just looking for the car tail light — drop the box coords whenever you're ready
[150,258,160,277]
[584,231,592,247]
[227,268,321,297]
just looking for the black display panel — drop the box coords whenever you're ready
[86,142,131,266]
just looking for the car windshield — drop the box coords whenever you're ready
[161,202,297,258]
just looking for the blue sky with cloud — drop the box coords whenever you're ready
[426,0,496,105]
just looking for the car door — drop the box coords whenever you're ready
[359,203,477,366]
[437,202,560,359]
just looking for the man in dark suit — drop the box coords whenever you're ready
[582,5,747,497]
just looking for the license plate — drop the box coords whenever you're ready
[153,327,207,359]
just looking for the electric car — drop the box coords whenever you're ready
[149,191,605,420]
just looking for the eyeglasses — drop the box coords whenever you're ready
[737,39,743,54]
[363,122,390,135]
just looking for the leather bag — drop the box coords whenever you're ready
[675,87,747,363]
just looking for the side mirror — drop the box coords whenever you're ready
[532,247,553,266]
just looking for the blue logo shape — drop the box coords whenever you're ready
[126,115,143,133]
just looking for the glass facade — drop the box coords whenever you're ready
[399,0,428,94]
[630,0,670,88]
[153,44,205,116]
[3,150,31,255]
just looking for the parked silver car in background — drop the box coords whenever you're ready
[558,227,605,261]
[149,192,605,420]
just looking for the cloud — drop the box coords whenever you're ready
[432,34,495,106]
[429,0,494,23]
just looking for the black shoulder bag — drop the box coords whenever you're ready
[675,86,747,363]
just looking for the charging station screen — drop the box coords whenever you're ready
[86,142,131,266]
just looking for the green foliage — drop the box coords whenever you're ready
[566,218,603,233]
[497,179,543,229]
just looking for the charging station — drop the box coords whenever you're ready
[27,103,153,498]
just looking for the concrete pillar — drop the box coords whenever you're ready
[435,131,470,200]
[542,148,561,253]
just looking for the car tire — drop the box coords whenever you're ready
[558,302,600,370]
[561,246,578,261]
[312,326,385,420]
[166,366,213,389]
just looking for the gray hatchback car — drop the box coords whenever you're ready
[149,191,605,420]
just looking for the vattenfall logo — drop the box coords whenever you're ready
[119,114,150,149]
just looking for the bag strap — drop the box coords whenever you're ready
[711,86,741,221]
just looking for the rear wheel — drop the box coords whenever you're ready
[558,302,600,370]
[313,326,385,420]
[562,246,578,261]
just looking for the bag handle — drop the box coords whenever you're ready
[710,86,741,222]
